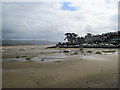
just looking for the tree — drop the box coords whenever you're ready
[64,33,72,44]
[77,37,84,50]
[64,33,78,45]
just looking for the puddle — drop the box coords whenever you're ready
[31,57,65,62]
[2,50,115,62]
[2,58,25,62]
[81,55,105,61]
[2,53,70,62]
[102,53,113,55]
[31,53,69,62]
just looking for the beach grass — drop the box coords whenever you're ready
[95,51,102,54]
[87,50,92,53]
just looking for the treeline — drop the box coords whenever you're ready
[2,40,57,46]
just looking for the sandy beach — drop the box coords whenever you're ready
[2,45,118,88]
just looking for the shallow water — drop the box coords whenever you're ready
[2,48,117,62]
[2,52,71,62]
[2,58,25,62]
[81,55,105,61]
[31,53,70,62]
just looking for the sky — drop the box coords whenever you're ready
[2,0,119,41]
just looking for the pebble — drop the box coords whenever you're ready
[86,82,88,83]
[41,59,44,61]
[26,58,31,60]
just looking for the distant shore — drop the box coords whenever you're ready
[48,45,120,48]
[2,40,57,46]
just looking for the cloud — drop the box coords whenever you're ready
[2,1,118,41]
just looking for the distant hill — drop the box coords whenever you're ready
[2,40,57,46]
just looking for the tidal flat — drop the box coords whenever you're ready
[1,45,118,88]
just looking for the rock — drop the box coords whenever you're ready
[86,82,88,83]
[74,52,78,55]
[16,56,20,58]
[20,48,26,51]
[63,49,70,53]
[31,47,34,49]
[33,55,36,57]
[41,59,44,61]
[26,58,31,60]
[80,48,83,51]
[95,51,101,54]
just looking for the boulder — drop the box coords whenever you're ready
[63,49,70,53]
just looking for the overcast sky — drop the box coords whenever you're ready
[2,0,118,41]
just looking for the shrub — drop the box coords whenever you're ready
[96,51,101,54]
[16,56,20,58]
[87,50,92,53]
[80,50,84,53]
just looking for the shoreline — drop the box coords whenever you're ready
[1,44,120,48]
[47,45,120,48]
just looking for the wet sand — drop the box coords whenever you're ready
[2,45,118,88]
